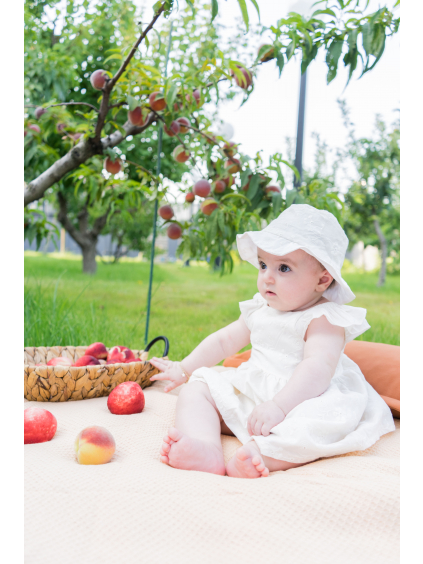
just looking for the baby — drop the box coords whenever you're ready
[150,204,395,478]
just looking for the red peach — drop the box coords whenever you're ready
[56,122,66,132]
[185,192,195,203]
[90,69,108,90]
[185,89,200,106]
[107,381,145,415]
[159,205,174,220]
[232,66,253,89]
[265,185,281,194]
[222,176,234,187]
[104,157,122,175]
[164,120,181,137]
[28,124,41,134]
[176,117,190,133]
[149,91,166,111]
[35,107,46,119]
[128,106,147,126]
[107,346,134,362]
[74,426,116,465]
[72,355,101,367]
[172,145,190,163]
[224,158,241,174]
[47,356,72,367]
[24,408,57,445]
[85,342,108,359]
[223,142,237,157]
[213,180,226,193]
[201,198,219,216]
[125,358,143,363]
[167,224,182,240]
[258,44,275,62]
[194,179,211,198]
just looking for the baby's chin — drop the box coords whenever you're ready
[261,290,306,312]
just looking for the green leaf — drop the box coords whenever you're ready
[237,0,249,32]
[271,192,282,218]
[275,50,285,77]
[325,38,344,83]
[103,53,123,63]
[286,39,296,60]
[127,95,139,112]
[311,8,336,17]
[211,0,218,21]
[165,82,178,107]
[285,189,297,207]
[249,0,260,21]
[246,174,260,200]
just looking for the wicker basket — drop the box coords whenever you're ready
[24,336,169,403]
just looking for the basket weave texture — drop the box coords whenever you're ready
[24,346,166,402]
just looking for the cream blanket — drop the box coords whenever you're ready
[25,366,399,564]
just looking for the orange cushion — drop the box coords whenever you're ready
[223,341,400,418]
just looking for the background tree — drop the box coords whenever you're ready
[342,110,400,286]
[24,0,400,274]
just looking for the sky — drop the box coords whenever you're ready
[137,0,400,200]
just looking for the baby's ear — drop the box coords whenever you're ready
[316,270,334,292]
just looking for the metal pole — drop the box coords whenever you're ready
[144,22,173,347]
[294,69,307,189]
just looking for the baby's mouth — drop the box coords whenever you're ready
[265,290,276,296]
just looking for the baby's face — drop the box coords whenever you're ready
[256,248,332,312]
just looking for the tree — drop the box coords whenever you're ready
[341,102,400,286]
[24,0,400,274]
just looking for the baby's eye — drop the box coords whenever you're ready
[279,264,291,273]
[259,261,267,270]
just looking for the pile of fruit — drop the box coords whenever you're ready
[34,342,145,368]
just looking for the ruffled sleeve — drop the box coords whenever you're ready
[239,292,267,331]
[295,302,370,344]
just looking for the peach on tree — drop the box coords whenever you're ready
[149,91,166,111]
[159,205,174,220]
[90,69,108,90]
[167,224,182,240]
[194,179,211,198]
[172,145,190,163]
[104,157,122,175]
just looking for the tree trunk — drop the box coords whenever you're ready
[81,241,98,274]
[374,217,387,287]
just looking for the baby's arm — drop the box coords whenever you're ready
[149,315,250,392]
[248,316,344,437]
[272,316,345,416]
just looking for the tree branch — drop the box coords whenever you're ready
[24,113,156,207]
[57,192,89,247]
[94,2,167,141]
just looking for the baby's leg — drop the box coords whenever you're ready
[160,381,226,476]
[226,441,307,479]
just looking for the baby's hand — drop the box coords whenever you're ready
[247,401,286,437]
[149,358,188,393]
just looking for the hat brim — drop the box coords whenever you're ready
[236,231,356,305]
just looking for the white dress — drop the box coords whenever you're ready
[188,293,395,463]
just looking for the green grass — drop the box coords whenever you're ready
[24,254,400,361]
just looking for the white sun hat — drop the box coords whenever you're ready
[236,204,355,305]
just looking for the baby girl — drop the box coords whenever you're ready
[149,204,395,478]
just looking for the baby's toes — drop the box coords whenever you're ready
[160,454,169,464]
[161,442,171,454]
[252,455,269,476]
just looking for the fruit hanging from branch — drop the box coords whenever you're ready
[159,205,174,220]
[128,106,147,126]
[265,185,281,194]
[35,107,46,119]
[167,223,182,240]
[164,120,181,137]
[201,198,219,216]
[225,158,241,174]
[185,89,201,106]
[232,66,253,89]
[149,91,166,111]
[194,179,211,198]
[213,180,226,193]
[28,124,41,134]
[176,117,190,133]
[90,69,108,90]
[104,157,122,175]
[185,192,195,203]
[258,44,275,62]
[172,145,190,163]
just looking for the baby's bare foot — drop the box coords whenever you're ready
[226,444,270,479]
[160,427,226,476]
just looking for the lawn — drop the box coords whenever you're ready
[24,253,400,362]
